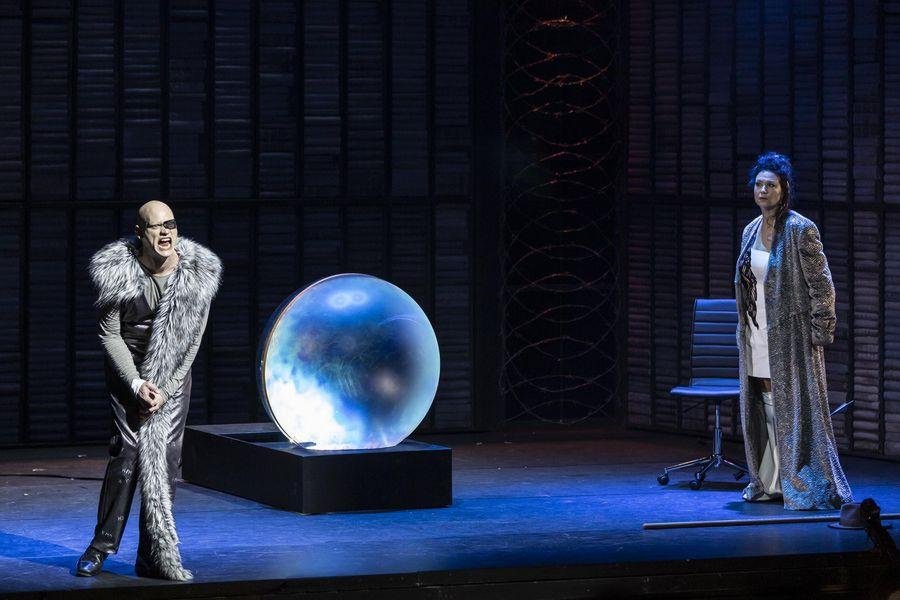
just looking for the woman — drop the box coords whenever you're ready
[734,152,852,510]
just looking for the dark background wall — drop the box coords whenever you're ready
[14,0,896,456]
[0,0,503,445]
[500,1,622,426]
[625,0,900,459]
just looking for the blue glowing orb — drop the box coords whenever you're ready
[258,274,441,450]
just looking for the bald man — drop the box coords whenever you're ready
[76,201,222,580]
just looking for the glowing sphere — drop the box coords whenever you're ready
[258,274,441,450]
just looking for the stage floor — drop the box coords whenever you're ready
[1,428,898,599]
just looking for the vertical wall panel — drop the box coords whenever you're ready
[734,0,760,168]
[77,0,115,199]
[885,3,900,204]
[391,0,427,197]
[852,1,880,206]
[793,2,821,203]
[258,0,297,198]
[27,211,70,441]
[256,206,299,327]
[303,0,341,197]
[72,209,116,441]
[433,204,470,428]
[626,1,651,195]
[707,208,734,299]
[762,0,790,153]
[707,1,734,201]
[0,209,21,443]
[885,2,900,456]
[651,205,677,428]
[346,0,383,196]
[0,8,22,201]
[0,5,23,442]
[852,210,881,451]
[389,207,430,312]
[885,212,900,455]
[345,206,385,276]
[214,1,252,198]
[302,207,342,282]
[652,2,677,195]
[679,0,705,198]
[31,1,71,201]
[122,1,162,200]
[209,208,253,421]
[169,0,209,199]
[822,2,851,204]
[626,205,652,426]
[433,0,470,196]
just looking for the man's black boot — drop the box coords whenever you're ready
[75,546,107,577]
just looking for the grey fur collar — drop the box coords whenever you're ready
[89,237,222,387]
[89,237,222,580]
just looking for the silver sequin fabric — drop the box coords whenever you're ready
[734,210,852,510]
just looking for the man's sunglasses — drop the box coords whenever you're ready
[143,219,177,231]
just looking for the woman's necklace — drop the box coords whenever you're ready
[761,216,775,250]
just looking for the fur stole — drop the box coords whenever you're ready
[89,237,222,580]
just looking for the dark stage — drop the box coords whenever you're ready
[1,429,898,599]
[6,0,900,598]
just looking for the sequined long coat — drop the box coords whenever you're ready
[734,210,852,510]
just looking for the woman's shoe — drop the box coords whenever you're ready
[742,481,781,502]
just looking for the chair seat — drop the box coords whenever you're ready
[670,385,739,399]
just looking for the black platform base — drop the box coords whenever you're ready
[182,423,452,514]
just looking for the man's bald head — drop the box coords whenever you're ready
[137,200,174,227]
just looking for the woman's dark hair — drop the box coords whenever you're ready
[747,151,795,230]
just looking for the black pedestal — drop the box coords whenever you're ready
[181,423,452,514]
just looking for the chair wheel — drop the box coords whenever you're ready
[657,474,669,485]
[734,470,745,480]
[689,478,703,490]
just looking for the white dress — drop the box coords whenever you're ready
[748,235,770,379]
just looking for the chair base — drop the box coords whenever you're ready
[657,400,748,490]
[657,453,747,490]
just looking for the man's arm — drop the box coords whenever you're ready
[98,304,142,392]
[99,305,164,409]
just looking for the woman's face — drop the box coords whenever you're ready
[754,170,783,212]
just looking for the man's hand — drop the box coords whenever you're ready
[137,381,166,415]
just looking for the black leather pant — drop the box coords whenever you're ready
[89,369,191,560]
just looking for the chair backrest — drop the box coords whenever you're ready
[689,298,739,386]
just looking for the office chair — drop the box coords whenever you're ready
[656,298,747,490]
